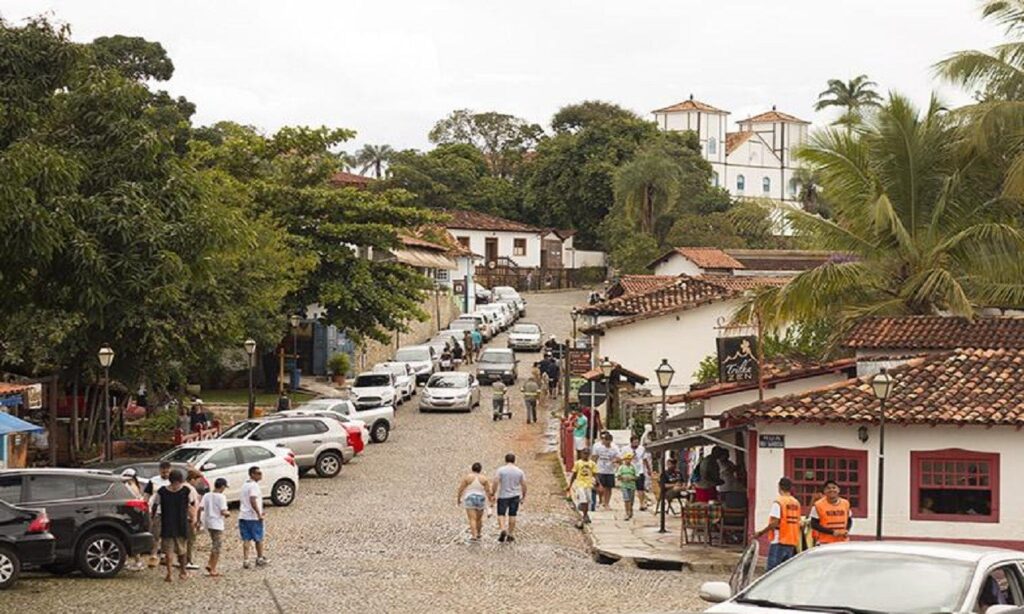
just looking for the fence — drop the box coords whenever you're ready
[173,421,221,445]
[476,266,606,292]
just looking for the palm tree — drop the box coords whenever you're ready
[339,151,358,171]
[613,148,681,242]
[355,144,394,178]
[739,93,1024,330]
[814,75,883,129]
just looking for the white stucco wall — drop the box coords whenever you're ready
[565,249,606,269]
[750,423,1024,545]
[593,299,741,395]
[447,229,542,268]
[702,372,850,421]
[651,254,703,277]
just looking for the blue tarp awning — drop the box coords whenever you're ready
[0,412,44,435]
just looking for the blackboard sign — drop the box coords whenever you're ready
[759,434,785,449]
[717,335,760,384]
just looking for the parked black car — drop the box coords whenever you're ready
[0,469,153,578]
[0,499,55,589]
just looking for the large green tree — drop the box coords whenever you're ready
[428,109,543,178]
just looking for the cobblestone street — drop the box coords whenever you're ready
[5,290,718,614]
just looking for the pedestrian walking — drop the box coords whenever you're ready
[591,432,620,511]
[754,477,802,571]
[144,460,172,567]
[545,355,561,397]
[183,469,204,571]
[810,480,852,546]
[462,330,474,364]
[572,411,588,460]
[492,380,508,418]
[616,451,638,520]
[566,447,597,528]
[239,466,268,569]
[199,478,230,577]
[492,453,527,543]
[521,376,540,423]
[629,436,652,511]
[456,463,493,541]
[531,363,545,402]
[120,469,147,571]
[152,469,195,582]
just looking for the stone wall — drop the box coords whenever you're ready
[352,291,462,373]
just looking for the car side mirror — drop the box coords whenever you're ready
[202,463,217,471]
[698,581,732,603]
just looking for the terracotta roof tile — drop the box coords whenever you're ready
[328,171,374,187]
[649,247,746,271]
[842,316,1024,350]
[724,249,840,272]
[0,383,29,395]
[698,274,790,292]
[725,348,1024,426]
[678,357,856,402]
[443,209,542,233]
[652,97,728,115]
[607,275,678,298]
[725,131,756,155]
[580,276,736,332]
[737,109,810,125]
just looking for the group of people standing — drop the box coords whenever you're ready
[566,432,651,528]
[456,454,528,542]
[755,476,853,570]
[122,460,269,581]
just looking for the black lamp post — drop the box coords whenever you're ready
[871,368,894,541]
[244,338,257,419]
[98,345,115,461]
[570,307,579,342]
[655,358,674,533]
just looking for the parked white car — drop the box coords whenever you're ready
[394,344,438,384]
[373,362,416,401]
[350,372,398,409]
[159,440,299,506]
[478,304,512,331]
[435,329,468,352]
[419,372,480,412]
[507,322,543,351]
[458,313,494,340]
[493,286,526,315]
[219,415,353,478]
[294,397,395,443]
[701,541,1024,614]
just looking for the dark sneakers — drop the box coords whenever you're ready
[499,530,507,543]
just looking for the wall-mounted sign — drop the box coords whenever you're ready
[567,348,591,376]
[759,434,785,449]
[717,335,760,384]
[25,384,42,409]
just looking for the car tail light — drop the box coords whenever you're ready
[27,511,50,534]
[125,499,149,513]
[283,454,296,467]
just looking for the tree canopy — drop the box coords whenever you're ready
[428,109,544,178]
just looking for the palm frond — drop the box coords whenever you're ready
[901,267,973,315]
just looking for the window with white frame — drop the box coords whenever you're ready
[708,137,717,155]
[762,177,771,194]
[736,174,745,192]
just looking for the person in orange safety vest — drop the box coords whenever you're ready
[754,477,802,571]
[810,479,852,545]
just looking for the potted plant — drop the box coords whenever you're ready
[328,353,351,386]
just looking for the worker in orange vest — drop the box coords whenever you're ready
[810,479,852,545]
[754,477,802,571]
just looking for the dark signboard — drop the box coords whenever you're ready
[716,335,760,384]
[759,434,785,449]
[567,348,592,376]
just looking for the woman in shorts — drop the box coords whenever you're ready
[456,463,493,541]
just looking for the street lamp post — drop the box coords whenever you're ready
[871,368,894,541]
[655,358,675,533]
[290,314,301,390]
[570,307,579,343]
[98,345,115,461]
[600,356,614,429]
[244,338,257,419]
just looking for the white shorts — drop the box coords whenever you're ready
[574,436,586,451]
[573,486,591,506]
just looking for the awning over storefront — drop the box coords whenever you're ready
[389,247,457,270]
[0,412,44,435]
[646,425,747,455]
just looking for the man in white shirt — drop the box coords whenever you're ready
[238,466,267,569]
[591,432,620,511]
[629,436,652,511]
[200,477,230,576]
[491,453,527,543]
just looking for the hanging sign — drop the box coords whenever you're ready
[567,348,591,375]
[717,336,760,384]
[26,384,43,409]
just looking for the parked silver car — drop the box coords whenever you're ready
[507,322,542,351]
[419,372,480,412]
[219,416,352,478]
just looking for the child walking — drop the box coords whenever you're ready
[616,451,638,521]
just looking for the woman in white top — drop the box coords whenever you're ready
[120,469,147,571]
[456,463,492,541]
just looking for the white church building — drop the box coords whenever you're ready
[652,96,810,204]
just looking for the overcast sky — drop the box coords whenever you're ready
[1,1,1005,153]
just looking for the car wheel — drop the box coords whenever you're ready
[271,479,296,506]
[77,531,126,578]
[371,421,390,443]
[315,451,343,478]
[0,544,21,590]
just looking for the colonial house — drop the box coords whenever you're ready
[648,247,746,277]
[580,275,787,393]
[647,246,835,279]
[653,96,810,205]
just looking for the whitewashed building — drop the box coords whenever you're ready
[652,96,810,204]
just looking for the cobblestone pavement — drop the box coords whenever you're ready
[5,290,719,614]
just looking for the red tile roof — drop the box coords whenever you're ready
[652,97,728,115]
[724,249,839,272]
[725,348,1024,427]
[581,361,649,384]
[698,274,790,293]
[328,171,374,187]
[725,131,756,155]
[649,247,746,271]
[677,357,857,402]
[607,274,678,298]
[842,316,1024,350]
[0,383,29,395]
[580,276,736,332]
[443,209,543,233]
[737,109,810,125]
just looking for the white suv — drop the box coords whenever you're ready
[160,440,299,506]
[350,372,398,409]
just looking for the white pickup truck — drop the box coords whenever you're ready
[293,398,395,444]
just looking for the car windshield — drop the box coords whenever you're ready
[395,347,430,362]
[427,374,470,388]
[512,324,540,334]
[355,374,391,387]
[480,350,514,364]
[739,550,974,613]
[220,421,259,439]
[161,447,210,464]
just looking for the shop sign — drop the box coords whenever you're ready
[716,335,760,383]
